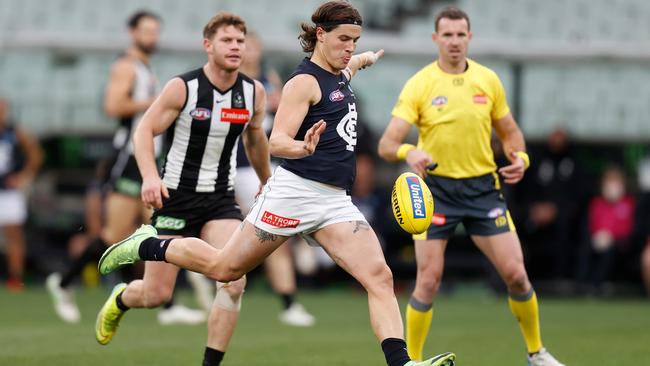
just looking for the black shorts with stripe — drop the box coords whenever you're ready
[414,173,515,240]
[108,154,142,198]
[151,188,243,238]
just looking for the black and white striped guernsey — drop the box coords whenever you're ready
[111,56,160,155]
[162,68,256,193]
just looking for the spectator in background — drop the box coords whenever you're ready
[0,97,44,291]
[578,166,635,295]
[521,128,584,280]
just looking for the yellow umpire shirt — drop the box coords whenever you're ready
[392,58,510,179]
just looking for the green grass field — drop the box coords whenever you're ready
[1,285,649,365]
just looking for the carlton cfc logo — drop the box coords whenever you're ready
[190,108,211,120]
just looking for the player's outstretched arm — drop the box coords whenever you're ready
[345,49,384,79]
[269,74,324,159]
[133,78,185,208]
[243,81,272,184]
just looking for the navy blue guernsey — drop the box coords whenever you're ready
[281,58,358,191]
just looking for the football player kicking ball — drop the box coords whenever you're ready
[378,6,565,366]
[97,2,455,365]
[94,13,271,366]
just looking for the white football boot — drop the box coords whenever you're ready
[46,272,81,323]
[528,348,566,366]
[279,303,316,327]
[158,304,206,325]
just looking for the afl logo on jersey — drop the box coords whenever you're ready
[190,108,212,120]
[329,89,345,102]
[432,96,448,106]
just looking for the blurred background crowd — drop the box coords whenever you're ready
[1,0,649,299]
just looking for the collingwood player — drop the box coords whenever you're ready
[98,2,455,365]
[47,11,204,326]
[95,12,270,366]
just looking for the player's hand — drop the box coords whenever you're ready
[405,149,434,178]
[141,175,169,209]
[499,152,525,184]
[302,120,326,156]
[362,49,384,68]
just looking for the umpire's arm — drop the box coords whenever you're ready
[493,113,527,184]
[378,117,433,177]
[378,117,411,162]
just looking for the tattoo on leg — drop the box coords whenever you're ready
[255,227,278,243]
[239,221,245,232]
[351,220,370,234]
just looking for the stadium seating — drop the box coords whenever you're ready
[1,0,649,139]
[521,62,650,139]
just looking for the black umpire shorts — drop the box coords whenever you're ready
[414,172,516,240]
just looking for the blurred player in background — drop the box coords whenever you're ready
[46,10,204,325]
[46,159,108,322]
[233,31,315,327]
[378,7,565,366]
[97,2,455,365]
[95,12,270,366]
[0,97,43,291]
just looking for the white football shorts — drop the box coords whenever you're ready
[0,189,27,225]
[245,166,366,237]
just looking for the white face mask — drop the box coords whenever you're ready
[602,182,624,202]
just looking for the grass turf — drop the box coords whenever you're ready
[1,285,649,365]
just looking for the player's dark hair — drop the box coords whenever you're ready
[127,10,161,29]
[434,6,470,32]
[203,12,247,39]
[299,1,363,53]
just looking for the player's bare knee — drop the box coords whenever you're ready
[417,275,441,297]
[363,262,394,295]
[101,229,120,245]
[215,277,246,312]
[143,285,174,308]
[504,267,529,292]
[206,263,242,283]
[223,276,246,296]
